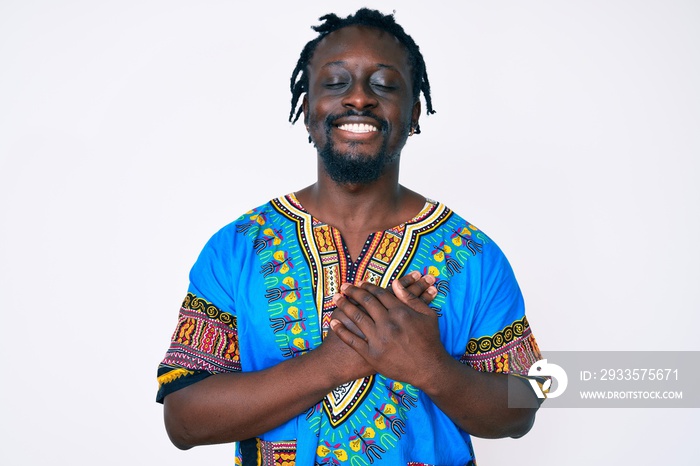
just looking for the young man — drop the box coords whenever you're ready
[157,9,543,465]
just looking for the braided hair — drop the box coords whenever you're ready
[289,8,435,134]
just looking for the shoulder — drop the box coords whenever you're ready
[191,198,275,259]
[427,200,502,255]
[209,195,290,239]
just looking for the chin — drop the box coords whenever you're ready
[319,142,391,185]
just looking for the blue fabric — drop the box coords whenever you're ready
[158,194,541,465]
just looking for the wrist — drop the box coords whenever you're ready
[307,343,358,389]
[413,351,460,396]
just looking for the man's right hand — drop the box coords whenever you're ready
[318,317,375,383]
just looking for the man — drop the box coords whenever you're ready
[157,9,543,465]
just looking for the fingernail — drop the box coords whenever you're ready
[330,319,339,330]
[427,287,437,296]
[410,270,420,279]
[340,283,351,292]
[425,274,436,284]
[332,293,342,303]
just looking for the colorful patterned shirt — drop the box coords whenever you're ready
[157,194,542,465]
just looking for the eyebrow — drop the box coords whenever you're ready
[321,61,399,71]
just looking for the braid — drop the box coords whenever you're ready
[289,8,435,134]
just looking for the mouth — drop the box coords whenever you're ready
[336,123,379,134]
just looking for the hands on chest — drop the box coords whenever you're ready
[324,271,451,390]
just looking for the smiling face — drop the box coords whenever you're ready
[303,25,421,184]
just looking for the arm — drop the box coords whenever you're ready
[331,279,539,439]
[163,272,437,449]
[164,328,371,449]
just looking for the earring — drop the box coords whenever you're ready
[409,126,415,137]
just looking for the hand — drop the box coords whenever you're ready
[330,278,449,389]
[317,311,375,384]
[334,271,438,339]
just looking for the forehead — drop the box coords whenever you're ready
[308,25,411,73]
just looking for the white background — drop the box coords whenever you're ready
[1,1,698,464]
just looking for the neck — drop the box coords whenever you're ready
[295,157,424,235]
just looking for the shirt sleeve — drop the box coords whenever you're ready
[156,226,241,403]
[459,243,542,377]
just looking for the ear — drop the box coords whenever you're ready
[302,95,309,126]
[411,100,421,129]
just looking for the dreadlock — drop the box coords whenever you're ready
[289,8,435,134]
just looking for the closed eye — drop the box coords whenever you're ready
[324,82,348,89]
[370,82,396,91]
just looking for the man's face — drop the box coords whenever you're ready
[303,25,421,184]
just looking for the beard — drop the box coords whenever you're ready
[315,111,405,185]
[319,138,392,184]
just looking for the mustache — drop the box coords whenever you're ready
[324,110,388,132]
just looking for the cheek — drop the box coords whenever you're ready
[307,109,326,135]
[306,100,328,127]
[390,109,413,134]
[305,105,330,146]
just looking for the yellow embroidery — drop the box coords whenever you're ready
[157,368,194,387]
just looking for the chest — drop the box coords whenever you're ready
[232,205,483,371]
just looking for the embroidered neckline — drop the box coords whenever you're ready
[285,192,437,234]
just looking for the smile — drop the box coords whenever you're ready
[336,123,378,133]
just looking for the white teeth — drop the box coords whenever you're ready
[337,123,378,133]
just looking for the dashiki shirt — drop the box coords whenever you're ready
[157,194,542,466]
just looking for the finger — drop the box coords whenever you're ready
[391,277,435,316]
[333,291,377,337]
[354,281,402,311]
[396,270,421,289]
[417,284,438,305]
[340,282,391,324]
[331,308,366,340]
[330,319,369,355]
[389,272,436,304]
[403,273,437,304]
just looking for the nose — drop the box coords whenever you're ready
[342,81,378,110]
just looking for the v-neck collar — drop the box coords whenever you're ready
[285,192,436,267]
